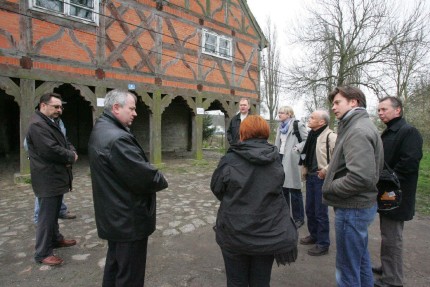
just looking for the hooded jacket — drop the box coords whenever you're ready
[322,109,384,209]
[88,111,168,242]
[211,139,297,255]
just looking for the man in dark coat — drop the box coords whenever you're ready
[373,96,423,287]
[26,92,78,266]
[226,97,250,145]
[88,89,168,286]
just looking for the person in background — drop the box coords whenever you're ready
[373,96,423,287]
[26,92,78,266]
[88,89,168,286]
[24,106,76,223]
[322,86,384,287]
[226,97,251,145]
[275,106,308,228]
[300,110,337,256]
[211,115,298,287]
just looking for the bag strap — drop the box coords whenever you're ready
[293,120,302,143]
[326,132,331,164]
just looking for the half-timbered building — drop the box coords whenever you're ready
[0,0,267,179]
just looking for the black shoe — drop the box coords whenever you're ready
[294,220,304,228]
[374,278,403,287]
[59,212,76,219]
[372,266,383,275]
[300,235,317,245]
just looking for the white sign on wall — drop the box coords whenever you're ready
[196,107,205,115]
[97,98,105,107]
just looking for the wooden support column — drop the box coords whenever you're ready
[194,94,203,160]
[94,86,106,121]
[19,79,35,176]
[150,90,162,165]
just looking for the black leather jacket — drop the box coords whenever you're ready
[88,111,168,241]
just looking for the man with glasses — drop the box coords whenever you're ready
[26,92,78,266]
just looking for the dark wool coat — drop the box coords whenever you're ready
[211,139,298,255]
[88,111,168,242]
[379,117,423,221]
[26,111,76,197]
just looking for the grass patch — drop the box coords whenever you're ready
[416,148,430,216]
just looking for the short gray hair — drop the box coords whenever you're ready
[315,110,330,125]
[104,89,136,111]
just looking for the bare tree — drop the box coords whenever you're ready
[285,0,429,114]
[377,1,430,103]
[261,18,283,121]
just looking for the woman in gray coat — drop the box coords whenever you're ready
[275,106,308,227]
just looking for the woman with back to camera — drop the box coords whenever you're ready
[211,115,298,287]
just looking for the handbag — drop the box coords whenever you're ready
[376,161,402,211]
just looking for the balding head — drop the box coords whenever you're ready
[308,110,329,131]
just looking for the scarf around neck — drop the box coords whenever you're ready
[279,119,293,134]
[300,124,327,167]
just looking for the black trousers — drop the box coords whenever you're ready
[221,248,274,287]
[34,195,63,262]
[103,238,149,287]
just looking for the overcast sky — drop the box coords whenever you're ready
[247,0,309,118]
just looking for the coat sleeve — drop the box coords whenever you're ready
[110,136,168,194]
[393,127,423,176]
[28,122,75,164]
[210,157,229,201]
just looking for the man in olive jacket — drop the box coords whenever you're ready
[373,96,423,287]
[88,89,168,286]
[322,86,384,287]
[27,92,78,266]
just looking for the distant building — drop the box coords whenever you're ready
[0,0,267,177]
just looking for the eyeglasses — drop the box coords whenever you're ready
[45,103,64,110]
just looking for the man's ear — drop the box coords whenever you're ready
[111,103,120,115]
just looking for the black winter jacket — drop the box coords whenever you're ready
[88,111,168,242]
[211,139,298,255]
[379,117,423,221]
[27,111,76,197]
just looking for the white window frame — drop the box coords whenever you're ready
[202,29,232,61]
[30,0,99,24]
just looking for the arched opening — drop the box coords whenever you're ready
[130,92,151,153]
[162,96,193,154]
[0,90,20,158]
[53,84,93,154]
[205,100,228,150]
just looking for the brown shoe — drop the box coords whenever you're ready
[40,255,63,266]
[59,212,76,219]
[300,235,316,245]
[307,245,329,256]
[54,239,77,248]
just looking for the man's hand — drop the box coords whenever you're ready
[317,169,326,179]
[74,152,78,162]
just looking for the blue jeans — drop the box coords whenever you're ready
[282,188,304,222]
[34,197,68,224]
[221,248,274,287]
[305,174,330,248]
[334,205,377,287]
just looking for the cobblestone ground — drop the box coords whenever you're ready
[1,151,429,287]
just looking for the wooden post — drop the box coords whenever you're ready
[150,90,162,165]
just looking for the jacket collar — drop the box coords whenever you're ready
[385,116,404,132]
[102,110,132,133]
